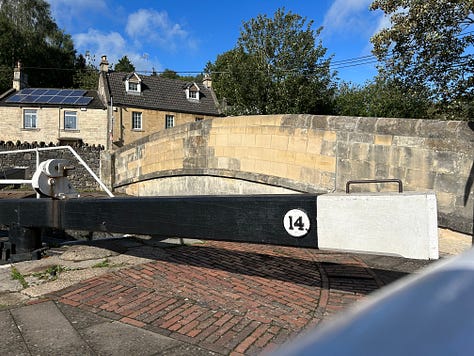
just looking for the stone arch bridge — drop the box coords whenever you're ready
[101,115,474,235]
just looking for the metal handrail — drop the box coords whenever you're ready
[345,179,403,193]
[0,146,114,197]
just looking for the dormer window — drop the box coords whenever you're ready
[128,82,139,92]
[185,83,200,101]
[189,90,198,99]
[125,73,142,95]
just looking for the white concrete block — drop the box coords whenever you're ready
[317,192,439,260]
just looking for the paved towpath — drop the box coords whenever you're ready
[0,228,470,355]
[0,189,472,355]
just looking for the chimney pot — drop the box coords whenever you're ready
[13,61,27,90]
[100,55,109,73]
[203,74,212,89]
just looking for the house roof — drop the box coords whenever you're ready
[0,88,106,110]
[106,72,222,116]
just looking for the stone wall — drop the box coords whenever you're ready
[0,106,108,146]
[113,106,219,147]
[104,115,474,235]
[0,141,104,191]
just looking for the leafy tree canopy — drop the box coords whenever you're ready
[206,8,335,115]
[334,76,431,119]
[72,53,99,90]
[160,69,179,79]
[0,0,76,91]
[114,55,135,72]
[370,0,473,119]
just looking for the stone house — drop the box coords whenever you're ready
[0,62,108,147]
[0,57,222,149]
[97,56,223,148]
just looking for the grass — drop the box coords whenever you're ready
[92,258,125,269]
[31,265,65,281]
[11,267,28,288]
[92,259,111,268]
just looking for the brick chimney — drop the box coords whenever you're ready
[13,61,28,91]
[100,55,109,73]
[202,73,212,89]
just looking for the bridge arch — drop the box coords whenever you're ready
[102,114,473,235]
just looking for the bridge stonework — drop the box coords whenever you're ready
[101,115,474,235]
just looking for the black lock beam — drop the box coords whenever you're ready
[0,194,320,257]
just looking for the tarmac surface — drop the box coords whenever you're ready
[0,192,472,355]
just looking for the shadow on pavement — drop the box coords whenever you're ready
[65,236,433,296]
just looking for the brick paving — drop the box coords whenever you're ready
[49,241,411,355]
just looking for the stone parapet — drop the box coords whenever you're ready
[106,115,474,235]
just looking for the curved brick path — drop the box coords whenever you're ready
[51,241,398,355]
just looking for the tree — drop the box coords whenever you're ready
[207,48,270,115]
[160,69,179,79]
[73,53,99,90]
[0,0,76,91]
[206,8,335,115]
[370,0,473,119]
[114,55,135,72]
[334,77,431,119]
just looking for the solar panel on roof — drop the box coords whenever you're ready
[30,95,43,103]
[60,89,73,96]
[5,88,93,106]
[5,94,22,103]
[61,96,78,104]
[76,97,93,106]
[48,96,64,105]
[34,89,48,95]
[21,88,35,94]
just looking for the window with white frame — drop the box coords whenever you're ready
[23,109,37,129]
[128,82,139,92]
[189,90,198,99]
[125,73,142,94]
[185,84,200,100]
[132,111,142,130]
[64,111,77,130]
[165,114,174,129]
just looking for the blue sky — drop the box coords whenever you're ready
[47,0,389,84]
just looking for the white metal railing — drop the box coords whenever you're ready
[0,146,114,197]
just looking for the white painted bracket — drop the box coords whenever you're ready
[317,192,439,260]
[32,159,79,199]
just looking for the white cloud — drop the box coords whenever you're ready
[47,0,108,28]
[323,0,378,36]
[125,9,192,51]
[73,29,163,72]
[73,29,128,68]
[74,29,126,58]
[47,3,191,73]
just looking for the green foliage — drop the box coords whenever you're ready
[92,259,110,268]
[32,265,65,281]
[159,69,203,82]
[73,54,99,89]
[114,55,135,72]
[160,69,179,79]
[334,77,432,118]
[370,0,473,119]
[0,64,12,92]
[92,258,124,268]
[180,73,204,82]
[0,0,77,91]
[11,266,28,288]
[206,8,335,115]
